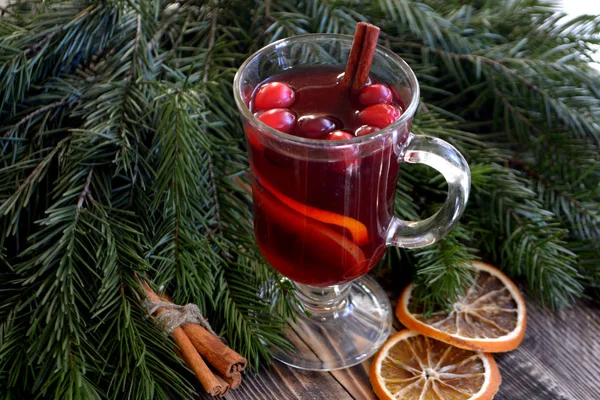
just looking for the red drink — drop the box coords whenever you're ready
[246,66,408,286]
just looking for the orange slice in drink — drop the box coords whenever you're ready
[256,182,366,274]
[396,261,527,353]
[370,330,501,400]
[255,174,369,245]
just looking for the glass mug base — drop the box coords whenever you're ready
[271,275,392,371]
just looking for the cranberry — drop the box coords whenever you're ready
[355,125,379,137]
[254,82,296,111]
[358,84,393,106]
[257,108,296,134]
[327,130,354,141]
[295,115,339,139]
[326,131,360,174]
[357,104,402,128]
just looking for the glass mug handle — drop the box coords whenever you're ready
[386,133,471,249]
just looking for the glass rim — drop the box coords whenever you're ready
[233,33,420,146]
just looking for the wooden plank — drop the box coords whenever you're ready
[328,362,376,400]
[494,298,600,400]
[327,301,404,400]
[220,363,354,400]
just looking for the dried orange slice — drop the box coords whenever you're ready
[370,330,501,400]
[396,261,526,353]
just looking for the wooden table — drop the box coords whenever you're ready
[202,291,600,400]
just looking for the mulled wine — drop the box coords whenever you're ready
[246,66,407,286]
[234,30,470,371]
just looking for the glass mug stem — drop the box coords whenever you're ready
[293,281,352,315]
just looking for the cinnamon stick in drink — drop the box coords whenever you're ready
[340,22,381,91]
[351,24,380,91]
[340,22,367,89]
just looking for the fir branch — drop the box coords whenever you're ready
[2,99,68,138]
[470,164,584,308]
[15,170,104,398]
[396,40,600,146]
[203,5,218,83]
[377,0,475,52]
[258,0,309,43]
[0,1,120,112]
[148,89,216,310]
[411,225,478,314]
[512,157,600,241]
[0,137,69,237]
[212,256,291,371]
[91,207,197,400]
[569,239,600,294]
[302,0,361,35]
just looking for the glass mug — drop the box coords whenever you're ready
[233,34,470,370]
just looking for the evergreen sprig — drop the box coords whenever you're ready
[1,0,599,399]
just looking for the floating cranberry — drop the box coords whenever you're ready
[355,125,379,137]
[326,131,360,174]
[327,130,354,141]
[295,115,339,139]
[358,84,393,106]
[254,82,296,111]
[357,104,402,128]
[257,108,296,134]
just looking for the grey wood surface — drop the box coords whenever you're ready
[202,293,600,400]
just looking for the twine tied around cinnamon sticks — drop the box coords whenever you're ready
[140,281,247,397]
[143,299,218,336]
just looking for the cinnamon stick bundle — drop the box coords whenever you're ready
[159,293,248,377]
[221,372,242,390]
[141,282,230,397]
[213,374,231,397]
[172,329,227,397]
[182,323,247,376]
